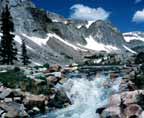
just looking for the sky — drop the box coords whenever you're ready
[32,0,144,33]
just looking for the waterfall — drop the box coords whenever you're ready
[38,73,122,118]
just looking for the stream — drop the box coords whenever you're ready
[38,71,122,118]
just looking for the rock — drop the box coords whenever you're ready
[121,90,144,105]
[109,94,121,106]
[140,111,144,118]
[23,94,46,112]
[123,74,131,80]
[0,88,12,100]
[120,79,129,91]
[12,89,24,97]
[127,81,136,91]
[119,79,136,92]
[108,90,144,107]
[51,72,63,78]
[100,90,144,118]
[124,104,142,118]
[61,65,78,74]
[47,64,62,72]
[46,76,60,86]
[33,78,46,86]
[101,106,121,118]
[59,78,68,84]
[0,102,28,118]
[33,107,40,112]
[48,90,71,109]
[4,110,19,118]
[96,107,106,114]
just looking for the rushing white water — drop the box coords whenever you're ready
[39,73,122,118]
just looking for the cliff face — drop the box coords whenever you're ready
[0,0,133,65]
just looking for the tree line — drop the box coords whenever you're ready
[0,4,30,65]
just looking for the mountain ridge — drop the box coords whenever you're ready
[0,0,141,65]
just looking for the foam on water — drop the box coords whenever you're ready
[38,73,122,118]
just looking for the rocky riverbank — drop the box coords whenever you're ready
[0,64,78,118]
[96,64,144,118]
[0,64,143,118]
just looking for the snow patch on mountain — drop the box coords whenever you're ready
[81,36,119,52]
[22,34,50,46]
[52,19,59,23]
[47,33,88,51]
[32,61,42,66]
[123,32,144,42]
[76,25,83,29]
[123,45,137,54]
[14,35,35,51]
[85,21,95,28]
[14,35,22,44]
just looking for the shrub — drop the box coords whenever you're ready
[43,63,50,69]
[0,70,29,89]
[0,70,49,95]
[131,73,144,89]
[135,52,144,64]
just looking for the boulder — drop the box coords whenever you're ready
[124,104,142,118]
[96,107,106,114]
[99,90,144,118]
[109,90,144,107]
[51,72,63,78]
[126,81,136,91]
[31,107,40,115]
[0,102,28,118]
[23,94,46,112]
[59,78,68,84]
[123,70,136,80]
[47,64,62,73]
[121,90,144,105]
[4,110,19,118]
[109,94,121,106]
[46,76,60,86]
[48,90,71,109]
[101,106,121,118]
[0,88,12,100]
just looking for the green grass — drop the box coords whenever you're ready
[0,70,29,89]
[0,70,50,95]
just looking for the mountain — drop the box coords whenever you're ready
[0,0,134,65]
[123,32,144,53]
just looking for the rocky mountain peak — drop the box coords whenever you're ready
[0,0,35,8]
[0,0,137,65]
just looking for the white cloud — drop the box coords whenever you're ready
[135,0,142,4]
[132,9,144,23]
[70,4,110,21]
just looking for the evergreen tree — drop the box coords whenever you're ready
[135,52,144,64]
[21,39,30,65]
[0,4,17,65]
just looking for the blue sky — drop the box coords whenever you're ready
[32,0,144,32]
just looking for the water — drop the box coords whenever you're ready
[38,72,122,118]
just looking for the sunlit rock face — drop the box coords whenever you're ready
[0,0,133,65]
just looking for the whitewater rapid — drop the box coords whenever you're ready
[39,73,122,118]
